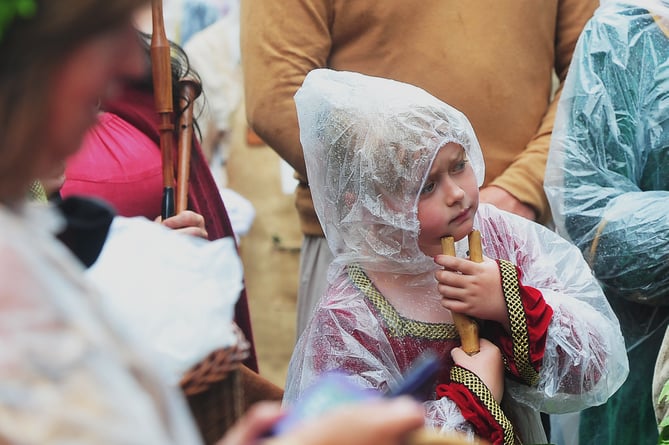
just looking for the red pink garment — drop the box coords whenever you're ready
[62,87,258,372]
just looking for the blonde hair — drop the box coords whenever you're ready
[0,0,148,204]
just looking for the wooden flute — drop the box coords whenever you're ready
[150,0,176,219]
[440,230,482,355]
[176,80,198,213]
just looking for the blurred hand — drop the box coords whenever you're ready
[479,185,536,221]
[215,402,284,445]
[452,339,504,403]
[266,397,425,445]
[217,398,425,445]
[155,210,208,239]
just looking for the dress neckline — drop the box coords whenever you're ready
[347,264,458,341]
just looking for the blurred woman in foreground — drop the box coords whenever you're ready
[0,1,425,443]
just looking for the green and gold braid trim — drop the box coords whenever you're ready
[347,264,458,341]
[499,259,540,386]
[451,366,517,445]
[28,180,47,203]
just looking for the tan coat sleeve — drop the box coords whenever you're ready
[490,0,598,224]
[241,0,331,181]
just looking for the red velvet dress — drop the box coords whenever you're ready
[287,69,627,444]
[284,206,627,445]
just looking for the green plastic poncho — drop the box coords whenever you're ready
[545,1,669,443]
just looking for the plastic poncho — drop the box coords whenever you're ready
[544,1,669,443]
[286,69,628,442]
[0,203,203,444]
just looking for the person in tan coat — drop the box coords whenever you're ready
[240,0,598,338]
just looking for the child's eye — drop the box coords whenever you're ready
[421,181,436,195]
[451,159,468,173]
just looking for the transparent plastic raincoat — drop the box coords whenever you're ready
[544,1,669,442]
[286,69,628,444]
[0,203,203,444]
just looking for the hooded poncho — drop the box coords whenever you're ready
[544,1,669,443]
[286,69,628,444]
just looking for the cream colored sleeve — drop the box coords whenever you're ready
[0,224,199,444]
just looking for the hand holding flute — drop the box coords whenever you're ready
[435,229,512,350]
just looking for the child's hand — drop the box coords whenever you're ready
[452,339,504,403]
[155,210,208,239]
[434,254,510,331]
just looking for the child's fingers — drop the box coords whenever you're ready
[451,339,499,363]
[451,340,504,403]
[433,255,466,271]
[434,255,488,277]
[478,338,499,351]
[450,346,469,364]
[435,270,465,289]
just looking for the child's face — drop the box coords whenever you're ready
[417,143,479,257]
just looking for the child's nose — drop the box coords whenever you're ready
[442,177,465,205]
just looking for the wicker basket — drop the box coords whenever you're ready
[180,324,250,445]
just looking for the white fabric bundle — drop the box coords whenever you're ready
[87,216,243,385]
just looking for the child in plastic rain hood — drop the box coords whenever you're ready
[284,69,629,445]
[544,1,669,443]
